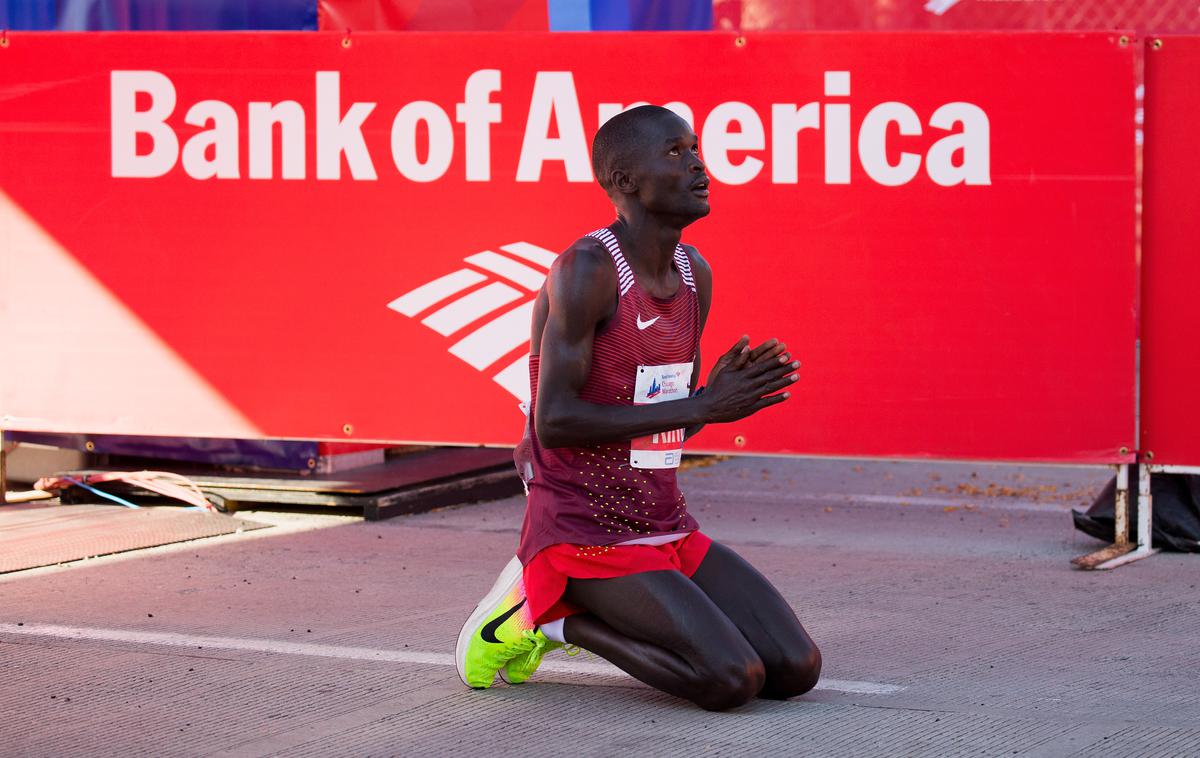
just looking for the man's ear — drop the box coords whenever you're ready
[612,169,638,195]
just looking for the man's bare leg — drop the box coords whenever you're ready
[561,569,766,711]
[689,541,822,699]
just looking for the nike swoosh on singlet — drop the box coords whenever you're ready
[480,598,526,643]
[636,314,659,330]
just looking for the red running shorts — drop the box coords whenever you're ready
[523,531,713,625]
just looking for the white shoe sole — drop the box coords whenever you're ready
[455,555,524,689]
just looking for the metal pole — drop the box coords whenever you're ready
[1137,462,1153,551]
[1,428,8,505]
[1113,463,1129,546]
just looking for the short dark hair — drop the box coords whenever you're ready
[591,105,679,194]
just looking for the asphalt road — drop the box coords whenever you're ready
[3,456,1198,757]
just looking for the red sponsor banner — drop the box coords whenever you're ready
[0,32,1136,462]
[1140,35,1200,466]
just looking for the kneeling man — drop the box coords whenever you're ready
[456,105,821,711]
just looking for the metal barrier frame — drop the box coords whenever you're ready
[1071,463,1159,570]
[0,429,7,505]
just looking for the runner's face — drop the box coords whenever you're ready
[635,115,710,223]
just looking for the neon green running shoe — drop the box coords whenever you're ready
[455,556,539,689]
[499,628,562,684]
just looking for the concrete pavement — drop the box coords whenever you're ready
[2,456,1198,756]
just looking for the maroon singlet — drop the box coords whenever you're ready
[517,226,702,566]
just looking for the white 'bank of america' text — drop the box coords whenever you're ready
[111,69,990,187]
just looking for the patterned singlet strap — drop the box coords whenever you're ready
[587,228,636,296]
[674,245,697,292]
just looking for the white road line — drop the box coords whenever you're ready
[449,300,536,369]
[421,281,524,336]
[499,242,558,269]
[818,679,903,694]
[387,269,486,316]
[695,490,1078,512]
[0,622,902,696]
[465,251,546,291]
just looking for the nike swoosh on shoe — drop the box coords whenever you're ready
[480,598,526,643]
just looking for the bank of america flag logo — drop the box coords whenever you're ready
[386,242,558,405]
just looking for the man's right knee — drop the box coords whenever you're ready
[693,655,766,711]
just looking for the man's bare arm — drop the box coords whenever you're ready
[535,242,798,449]
[535,242,708,448]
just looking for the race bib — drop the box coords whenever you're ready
[630,362,693,469]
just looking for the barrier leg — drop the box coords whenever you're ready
[1,428,7,505]
[1071,464,1137,569]
[1114,463,1130,547]
[1094,463,1159,569]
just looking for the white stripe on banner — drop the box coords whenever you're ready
[449,301,537,369]
[499,241,558,269]
[421,282,524,336]
[492,353,531,404]
[0,622,903,695]
[465,251,547,291]
[387,269,486,317]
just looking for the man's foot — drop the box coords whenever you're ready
[499,628,562,684]
[455,556,539,688]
